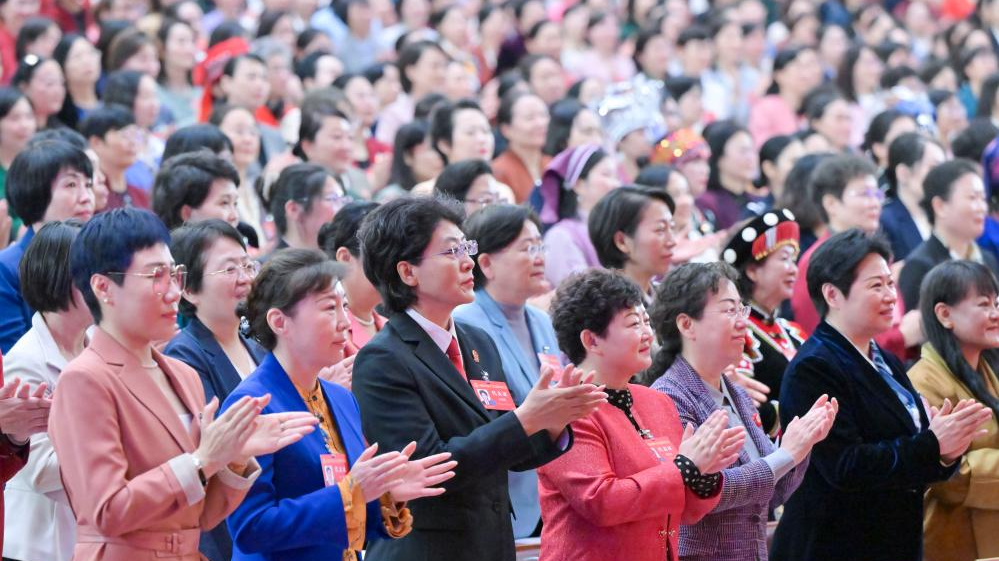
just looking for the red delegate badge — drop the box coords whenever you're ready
[469,379,516,411]
[645,437,677,463]
[321,453,349,487]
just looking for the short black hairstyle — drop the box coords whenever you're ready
[295,49,334,81]
[544,98,586,156]
[162,124,234,162]
[861,109,912,155]
[387,121,430,191]
[809,154,878,223]
[920,158,981,225]
[170,219,247,318]
[102,70,145,112]
[152,151,241,229]
[428,98,484,162]
[15,17,57,61]
[318,200,379,259]
[588,186,675,269]
[550,268,644,365]
[358,196,465,313]
[269,163,334,236]
[434,159,492,202]
[6,140,92,226]
[19,219,83,313]
[294,94,351,160]
[79,105,135,141]
[952,118,999,161]
[463,204,541,289]
[806,228,892,318]
[396,40,446,93]
[70,208,171,323]
[245,248,345,350]
[676,24,709,47]
[885,132,939,192]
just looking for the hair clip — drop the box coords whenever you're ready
[22,54,40,67]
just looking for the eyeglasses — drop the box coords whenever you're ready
[432,240,478,259]
[846,187,886,202]
[718,304,751,320]
[205,261,260,281]
[304,193,353,210]
[523,242,546,257]
[105,264,188,296]
[466,192,507,208]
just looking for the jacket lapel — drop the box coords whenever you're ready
[668,358,754,464]
[391,313,491,422]
[156,347,204,445]
[476,293,536,400]
[325,386,365,463]
[189,317,245,397]
[722,376,773,458]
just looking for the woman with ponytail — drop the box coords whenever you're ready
[909,260,999,561]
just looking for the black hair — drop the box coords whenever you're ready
[15,17,58,61]
[331,0,369,25]
[358,196,465,314]
[497,90,538,127]
[644,262,740,382]
[704,119,749,193]
[10,56,59,94]
[767,46,813,96]
[156,19,194,85]
[959,46,993,82]
[861,109,912,154]
[952,118,999,161]
[806,228,892,317]
[6,140,92,226]
[920,260,999,417]
[429,3,460,29]
[414,92,448,121]
[296,50,334,81]
[663,76,701,101]
[0,87,29,122]
[921,158,981,225]
[428,98,484,162]
[880,65,918,90]
[551,268,644,365]
[53,33,88,128]
[463,204,541,289]
[162,124,234,162]
[95,20,131,69]
[396,40,445,94]
[634,165,673,189]
[556,148,610,221]
[802,85,846,121]
[758,135,797,187]
[361,61,389,84]
[928,87,956,109]
[809,154,878,223]
[296,27,327,53]
[79,105,135,140]
[105,28,153,72]
[518,53,556,83]
[152,151,240,229]
[633,27,665,72]
[388,121,430,191]
[170,219,246,318]
[25,127,86,150]
[980,73,999,119]
[544,98,585,156]
[526,18,555,41]
[269,163,334,236]
[778,152,832,233]
[101,69,145,113]
[19,219,83,313]
[677,24,710,47]
[318,201,379,259]
[920,57,954,86]
[70,208,171,323]
[837,44,877,102]
[434,159,493,202]
[588,186,675,269]
[294,95,351,160]
[245,248,345,350]
[256,9,290,38]
[885,132,939,193]
[209,20,248,48]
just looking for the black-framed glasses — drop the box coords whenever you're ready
[205,261,260,281]
[105,264,188,296]
[431,240,478,259]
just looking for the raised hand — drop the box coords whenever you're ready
[679,410,746,474]
[319,355,356,390]
[780,395,839,464]
[514,363,608,439]
[929,398,993,464]
[195,396,264,476]
[241,408,319,458]
[386,442,457,502]
[348,443,411,501]
[0,377,51,443]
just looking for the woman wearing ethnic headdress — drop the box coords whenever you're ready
[722,209,808,436]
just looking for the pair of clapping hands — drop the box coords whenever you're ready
[0,377,51,445]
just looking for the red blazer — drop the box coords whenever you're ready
[537,384,720,561]
[0,353,29,553]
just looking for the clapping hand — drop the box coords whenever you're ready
[780,394,838,464]
[0,377,51,444]
[678,410,745,474]
[241,404,319,458]
[514,363,607,440]
[319,355,355,390]
[195,395,266,476]
[929,398,993,464]
[386,441,457,502]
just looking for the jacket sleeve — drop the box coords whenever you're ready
[353,345,551,494]
[0,436,27,484]
[0,266,28,354]
[780,355,951,493]
[538,415,697,527]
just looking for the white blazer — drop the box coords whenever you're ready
[2,313,82,561]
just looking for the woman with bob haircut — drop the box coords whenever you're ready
[588,186,677,303]
[266,163,350,257]
[648,261,835,561]
[2,220,89,561]
[223,248,457,561]
[539,268,744,561]
[909,260,999,561]
[49,208,316,561]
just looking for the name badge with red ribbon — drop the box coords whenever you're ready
[469,379,516,411]
[538,352,562,373]
[645,436,677,463]
[320,453,349,487]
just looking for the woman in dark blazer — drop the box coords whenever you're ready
[772,230,993,561]
[223,249,457,561]
[164,220,268,560]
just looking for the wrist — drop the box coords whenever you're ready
[514,407,540,436]
[193,452,221,479]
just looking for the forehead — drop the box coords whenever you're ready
[705,277,739,303]
[128,242,172,270]
[427,219,463,247]
[852,252,890,282]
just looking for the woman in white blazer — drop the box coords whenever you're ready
[2,220,91,561]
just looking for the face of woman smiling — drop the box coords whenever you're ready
[685,278,748,369]
[589,304,654,382]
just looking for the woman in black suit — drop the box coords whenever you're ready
[772,229,993,561]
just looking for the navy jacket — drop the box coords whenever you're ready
[879,198,925,262]
[0,229,34,353]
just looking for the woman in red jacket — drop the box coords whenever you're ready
[540,269,745,561]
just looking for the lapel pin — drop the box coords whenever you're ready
[472,350,480,363]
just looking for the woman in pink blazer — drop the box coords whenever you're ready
[48,209,316,561]
[539,269,745,561]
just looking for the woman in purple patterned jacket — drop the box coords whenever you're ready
[645,262,837,561]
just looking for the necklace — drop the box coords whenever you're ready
[353,313,375,327]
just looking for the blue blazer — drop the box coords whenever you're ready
[879,198,925,262]
[0,228,34,354]
[454,289,562,538]
[222,354,390,561]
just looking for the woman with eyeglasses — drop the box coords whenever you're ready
[434,160,508,216]
[48,208,317,561]
[164,219,267,561]
[453,204,559,539]
[265,163,350,258]
[647,262,836,561]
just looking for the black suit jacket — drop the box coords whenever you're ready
[353,312,569,561]
[898,234,999,311]
[770,322,958,561]
[162,316,267,561]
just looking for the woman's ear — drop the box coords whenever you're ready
[580,329,601,356]
[266,308,288,337]
[477,253,495,281]
[334,246,353,263]
[612,231,631,258]
[180,205,193,223]
[934,302,953,329]
[676,313,695,340]
[397,260,418,288]
[821,282,842,311]
[90,273,112,306]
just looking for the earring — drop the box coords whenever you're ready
[103,298,109,304]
